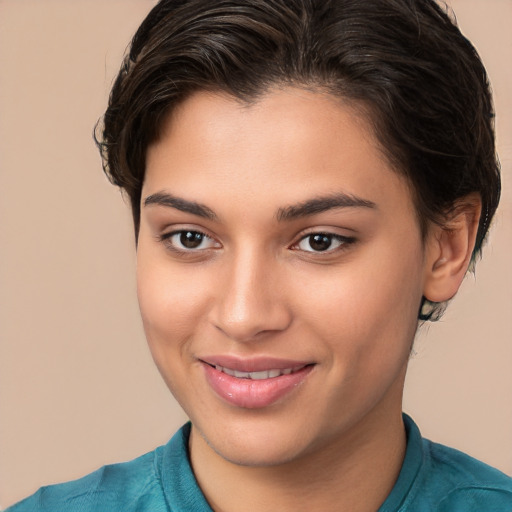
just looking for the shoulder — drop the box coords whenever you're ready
[383,415,512,512]
[6,423,212,512]
[5,445,167,512]
[421,439,512,511]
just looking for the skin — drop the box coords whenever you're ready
[137,88,479,512]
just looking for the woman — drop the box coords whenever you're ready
[6,0,512,510]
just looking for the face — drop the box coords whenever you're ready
[137,88,430,466]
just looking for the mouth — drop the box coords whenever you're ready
[208,363,308,380]
[199,357,315,409]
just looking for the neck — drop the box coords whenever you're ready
[189,401,406,512]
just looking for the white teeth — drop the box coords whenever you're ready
[251,370,270,380]
[214,365,304,379]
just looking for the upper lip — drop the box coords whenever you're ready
[199,355,314,373]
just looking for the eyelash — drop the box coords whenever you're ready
[158,229,219,254]
[292,232,356,254]
[158,229,356,256]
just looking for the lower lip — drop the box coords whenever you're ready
[202,363,314,409]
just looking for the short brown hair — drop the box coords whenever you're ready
[96,0,500,320]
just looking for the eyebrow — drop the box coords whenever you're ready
[144,192,217,220]
[143,191,376,222]
[276,193,376,221]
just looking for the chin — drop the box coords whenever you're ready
[192,412,321,468]
[208,434,307,468]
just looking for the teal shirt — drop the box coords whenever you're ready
[6,415,512,511]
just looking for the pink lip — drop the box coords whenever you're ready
[200,356,315,409]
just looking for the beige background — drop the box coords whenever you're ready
[0,0,510,508]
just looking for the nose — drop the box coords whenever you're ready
[209,249,292,342]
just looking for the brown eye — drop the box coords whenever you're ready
[180,231,205,249]
[308,234,333,252]
[161,230,220,252]
[295,233,355,253]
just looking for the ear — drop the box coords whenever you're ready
[423,193,482,303]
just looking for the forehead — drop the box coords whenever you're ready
[144,88,415,218]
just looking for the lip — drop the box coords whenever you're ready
[200,356,315,409]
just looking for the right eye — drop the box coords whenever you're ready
[160,230,220,252]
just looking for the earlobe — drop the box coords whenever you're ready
[423,194,482,303]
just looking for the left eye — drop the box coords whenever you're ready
[296,233,351,253]
[164,230,218,251]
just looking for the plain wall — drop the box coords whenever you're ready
[0,0,510,507]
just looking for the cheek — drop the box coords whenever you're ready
[136,250,211,353]
[295,239,424,362]
[135,253,217,413]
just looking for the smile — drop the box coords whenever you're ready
[212,365,306,380]
[201,358,315,409]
